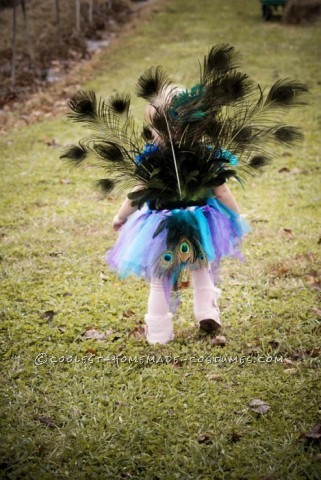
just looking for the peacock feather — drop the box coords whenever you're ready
[61,44,308,207]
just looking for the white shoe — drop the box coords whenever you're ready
[144,313,174,345]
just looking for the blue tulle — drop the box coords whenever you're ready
[106,197,250,283]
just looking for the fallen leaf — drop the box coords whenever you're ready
[49,251,63,257]
[300,423,321,442]
[197,434,212,444]
[40,310,56,322]
[34,415,57,428]
[280,227,294,239]
[283,358,295,366]
[305,272,321,290]
[99,272,109,281]
[278,166,290,173]
[82,328,112,340]
[206,374,223,381]
[86,348,97,355]
[284,368,297,374]
[315,453,321,463]
[268,339,280,349]
[122,309,136,318]
[128,325,145,337]
[211,335,227,347]
[248,399,271,415]
[43,137,58,147]
[60,178,73,184]
[309,348,320,358]
[172,360,184,368]
[311,306,321,318]
[290,167,304,175]
[229,431,242,443]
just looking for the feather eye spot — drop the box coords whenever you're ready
[163,252,173,262]
[180,242,190,254]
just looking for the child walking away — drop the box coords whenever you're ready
[62,44,307,344]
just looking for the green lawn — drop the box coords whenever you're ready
[1,0,321,478]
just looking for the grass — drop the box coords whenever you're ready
[1,0,321,478]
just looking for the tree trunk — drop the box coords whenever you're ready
[11,0,17,87]
[88,0,93,23]
[75,0,81,30]
[55,0,62,43]
[20,0,35,64]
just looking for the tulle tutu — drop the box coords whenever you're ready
[106,197,249,282]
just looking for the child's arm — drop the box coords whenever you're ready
[212,183,240,213]
[112,184,144,231]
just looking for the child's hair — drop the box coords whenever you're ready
[144,84,183,142]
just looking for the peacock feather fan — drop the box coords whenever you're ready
[61,44,308,206]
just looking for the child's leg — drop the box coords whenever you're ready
[145,277,174,344]
[191,267,221,333]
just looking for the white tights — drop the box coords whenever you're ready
[145,268,221,344]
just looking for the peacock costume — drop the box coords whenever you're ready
[62,44,307,311]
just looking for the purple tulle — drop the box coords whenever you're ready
[106,198,249,284]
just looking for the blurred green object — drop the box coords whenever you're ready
[260,0,288,20]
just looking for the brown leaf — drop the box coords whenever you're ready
[99,272,109,281]
[122,309,136,318]
[280,227,294,239]
[283,358,295,366]
[49,251,64,257]
[248,399,271,414]
[278,166,290,173]
[128,325,145,338]
[268,339,280,349]
[34,415,57,428]
[290,167,304,175]
[211,335,227,347]
[309,348,321,358]
[311,306,321,318]
[172,360,184,368]
[86,348,97,355]
[40,310,56,322]
[60,178,73,184]
[82,328,112,340]
[206,374,223,382]
[284,368,297,374]
[230,431,242,443]
[43,137,58,147]
[300,423,321,442]
[305,272,321,290]
[197,434,212,444]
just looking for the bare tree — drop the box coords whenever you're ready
[55,0,62,43]
[20,0,35,64]
[75,0,81,30]
[11,0,17,87]
[88,0,93,24]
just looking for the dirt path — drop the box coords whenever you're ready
[0,0,165,135]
